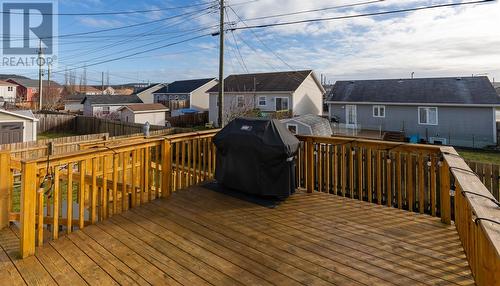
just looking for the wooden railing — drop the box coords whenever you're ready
[1,131,498,285]
[442,147,500,285]
[0,130,218,258]
[295,135,448,219]
[295,135,500,285]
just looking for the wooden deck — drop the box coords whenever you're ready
[0,186,474,285]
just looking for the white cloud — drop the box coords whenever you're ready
[77,17,124,28]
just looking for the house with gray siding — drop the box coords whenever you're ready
[327,76,500,148]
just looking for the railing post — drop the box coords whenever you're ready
[20,161,37,258]
[0,152,11,229]
[162,139,172,197]
[306,138,314,193]
[440,159,451,224]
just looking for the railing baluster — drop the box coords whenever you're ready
[430,156,437,216]
[121,152,128,212]
[366,148,372,203]
[376,150,382,204]
[349,146,354,198]
[52,165,60,240]
[341,145,346,196]
[396,152,402,209]
[318,144,323,192]
[112,155,118,215]
[386,153,392,207]
[0,152,10,228]
[67,163,73,233]
[144,147,150,203]
[162,140,172,197]
[102,156,108,219]
[407,154,414,211]
[78,160,85,229]
[418,154,425,214]
[91,158,97,223]
[36,168,44,247]
[306,138,314,193]
[357,147,363,200]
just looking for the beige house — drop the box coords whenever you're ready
[119,103,168,126]
[208,70,325,126]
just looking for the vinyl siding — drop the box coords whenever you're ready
[329,103,495,147]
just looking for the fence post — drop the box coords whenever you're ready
[306,138,314,193]
[20,161,37,258]
[440,160,452,224]
[0,152,11,229]
[162,139,172,197]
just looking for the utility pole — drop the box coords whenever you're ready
[38,40,43,111]
[217,0,225,127]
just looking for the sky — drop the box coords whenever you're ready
[2,0,500,85]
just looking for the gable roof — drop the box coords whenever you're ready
[155,78,215,94]
[134,83,164,95]
[281,114,332,136]
[208,70,316,93]
[0,80,16,86]
[0,108,37,121]
[8,78,61,88]
[81,95,142,105]
[119,103,168,112]
[327,76,500,105]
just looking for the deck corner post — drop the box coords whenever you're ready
[439,159,452,224]
[20,161,37,258]
[0,152,11,229]
[162,139,172,197]
[306,138,314,193]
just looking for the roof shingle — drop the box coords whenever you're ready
[328,76,500,105]
[208,70,312,93]
[155,78,215,94]
[82,95,142,105]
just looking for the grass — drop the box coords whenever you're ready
[37,131,78,141]
[457,148,500,165]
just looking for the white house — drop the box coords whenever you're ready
[63,94,86,113]
[119,103,168,126]
[207,70,325,126]
[0,80,17,103]
[82,95,143,119]
[154,78,217,116]
[0,109,38,144]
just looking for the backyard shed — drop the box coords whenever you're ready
[0,109,38,144]
[281,114,333,136]
[119,103,169,126]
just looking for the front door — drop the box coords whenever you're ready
[345,105,357,128]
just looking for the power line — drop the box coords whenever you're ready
[5,5,217,41]
[241,0,385,22]
[54,33,212,73]
[231,0,495,31]
[225,7,248,73]
[1,1,216,16]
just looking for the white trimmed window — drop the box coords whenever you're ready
[287,124,298,134]
[102,106,110,115]
[236,95,244,108]
[373,105,385,118]
[258,96,266,106]
[7,86,13,91]
[418,107,438,125]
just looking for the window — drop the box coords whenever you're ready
[373,105,385,118]
[287,124,298,135]
[102,106,110,115]
[275,97,289,111]
[418,107,438,125]
[258,96,266,106]
[7,87,13,91]
[237,95,244,108]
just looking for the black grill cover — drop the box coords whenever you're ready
[214,118,300,198]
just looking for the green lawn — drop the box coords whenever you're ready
[457,148,500,165]
[38,131,78,141]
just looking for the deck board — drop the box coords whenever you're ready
[0,186,475,285]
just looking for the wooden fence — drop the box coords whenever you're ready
[166,111,208,127]
[465,160,500,201]
[0,133,108,160]
[35,113,76,133]
[75,116,169,136]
